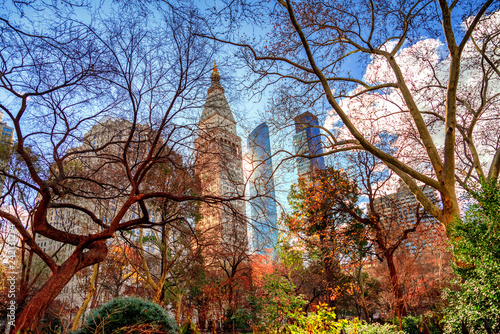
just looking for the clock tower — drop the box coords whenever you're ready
[195,63,247,261]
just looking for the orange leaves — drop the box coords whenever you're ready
[251,252,280,288]
[328,285,345,300]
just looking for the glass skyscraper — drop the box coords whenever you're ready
[293,112,325,176]
[248,123,278,254]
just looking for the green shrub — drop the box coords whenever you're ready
[251,275,403,334]
[286,303,337,333]
[250,273,308,333]
[226,307,252,331]
[444,180,500,334]
[402,315,443,334]
[286,303,403,334]
[347,322,404,334]
[75,296,178,334]
[402,316,420,334]
[179,318,199,334]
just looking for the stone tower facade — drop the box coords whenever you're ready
[195,64,247,260]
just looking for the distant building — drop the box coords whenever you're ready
[0,212,21,269]
[293,112,325,176]
[194,63,248,260]
[0,122,14,142]
[0,115,15,193]
[34,118,164,305]
[373,182,448,262]
[248,123,278,254]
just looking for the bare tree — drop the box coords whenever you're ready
[201,0,500,232]
[0,4,245,330]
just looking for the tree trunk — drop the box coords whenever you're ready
[176,293,183,324]
[14,241,107,333]
[90,263,100,309]
[14,258,80,331]
[385,253,407,319]
[228,278,234,311]
[362,302,370,323]
[357,267,370,322]
[72,263,99,331]
[372,215,407,320]
[320,234,337,307]
[198,302,208,330]
[441,190,461,234]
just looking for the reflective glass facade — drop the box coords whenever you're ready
[293,112,325,176]
[248,123,278,254]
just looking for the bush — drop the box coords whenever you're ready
[179,318,199,334]
[225,307,252,331]
[75,296,178,334]
[402,315,443,334]
[347,322,404,334]
[401,316,420,334]
[286,303,403,334]
[249,273,308,333]
[444,180,500,334]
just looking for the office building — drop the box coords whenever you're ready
[248,122,278,254]
[293,112,325,176]
[0,115,14,194]
[1,122,14,142]
[373,182,448,261]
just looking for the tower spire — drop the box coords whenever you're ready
[208,59,223,94]
[200,62,235,125]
